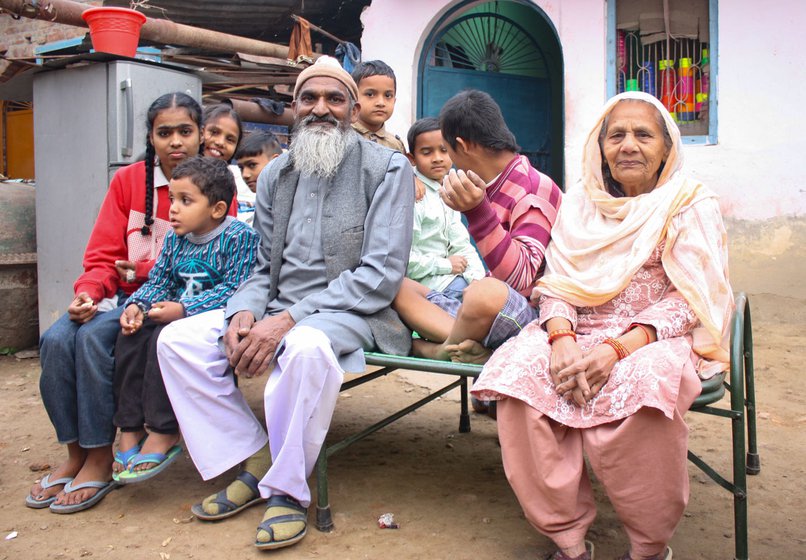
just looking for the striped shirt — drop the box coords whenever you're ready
[464,155,562,296]
[128,217,260,316]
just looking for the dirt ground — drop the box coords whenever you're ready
[0,293,804,560]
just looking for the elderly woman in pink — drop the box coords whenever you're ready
[471,92,733,560]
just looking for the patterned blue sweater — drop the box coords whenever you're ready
[128,217,260,316]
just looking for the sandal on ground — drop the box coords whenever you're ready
[547,540,595,560]
[618,547,672,560]
[471,396,490,414]
[191,471,264,521]
[112,440,144,482]
[48,479,117,514]
[25,474,74,509]
[116,444,182,485]
[254,494,308,551]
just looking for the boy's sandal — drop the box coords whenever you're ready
[547,540,594,560]
[254,494,308,550]
[191,471,264,521]
[112,441,143,482]
[116,444,182,485]
[25,474,74,509]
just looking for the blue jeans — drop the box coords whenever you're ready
[39,303,125,448]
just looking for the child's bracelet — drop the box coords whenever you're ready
[548,329,576,344]
[135,301,149,318]
[602,337,630,360]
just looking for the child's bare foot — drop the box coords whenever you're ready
[52,446,113,507]
[446,339,492,364]
[113,430,146,474]
[412,339,451,361]
[28,450,85,506]
[130,432,181,473]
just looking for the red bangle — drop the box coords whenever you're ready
[548,329,576,344]
[629,323,652,346]
[603,337,630,360]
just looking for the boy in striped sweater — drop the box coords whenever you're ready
[397,90,562,365]
[112,156,260,484]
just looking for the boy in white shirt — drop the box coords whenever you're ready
[394,117,484,324]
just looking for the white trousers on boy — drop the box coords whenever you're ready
[157,309,358,507]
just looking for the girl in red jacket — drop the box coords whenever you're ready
[27,92,204,513]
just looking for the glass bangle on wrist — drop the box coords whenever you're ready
[603,337,629,360]
[629,323,652,346]
[548,329,576,344]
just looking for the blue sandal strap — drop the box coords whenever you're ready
[207,489,239,512]
[39,473,74,489]
[266,494,306,512]
[205,471,261,512]
[236,470,260,495]
[114,445,142,467]
[130,452,168,468]
[64,479,112,493]
[257,512,307,532]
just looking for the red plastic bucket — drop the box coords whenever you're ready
[81,7,146,57]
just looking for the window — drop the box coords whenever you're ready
[607,0,717,144]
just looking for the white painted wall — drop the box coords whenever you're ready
[361,0,806,221]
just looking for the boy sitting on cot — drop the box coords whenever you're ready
[235,130,283,194]
[397,116,484,313]
[111,156,260,484]
[394,90,562,365]
[350,60,407,153]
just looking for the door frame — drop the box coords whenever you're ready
[416,0,565,186]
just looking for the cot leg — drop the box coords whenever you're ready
[732,411,749,560]
[743,306,760,475]
[730,361,749,559]
[459,377,471,433]
[315,444,334,532]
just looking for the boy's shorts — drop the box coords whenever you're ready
[426,283,538,349]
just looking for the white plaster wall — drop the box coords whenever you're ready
[361,0,806,221]
[361,0,607,187]
[684,0,806,220]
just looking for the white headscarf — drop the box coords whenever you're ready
[538,92,733,374]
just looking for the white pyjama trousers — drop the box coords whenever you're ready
[157,309,369,507]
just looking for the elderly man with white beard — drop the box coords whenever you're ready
[156,56,414,551]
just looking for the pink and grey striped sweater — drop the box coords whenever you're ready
[464,155,562,297]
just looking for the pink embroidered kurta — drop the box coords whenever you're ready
[472,243,700,428]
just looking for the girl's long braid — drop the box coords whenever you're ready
[141,139,156,235]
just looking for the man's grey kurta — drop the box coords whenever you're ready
[225,133,414,371]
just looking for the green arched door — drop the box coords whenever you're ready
[419,2,563,185]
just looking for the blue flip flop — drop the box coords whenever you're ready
[49,479,117,514]
[116,444,182,485]
[25,473,74,509]
[112,441,143,482]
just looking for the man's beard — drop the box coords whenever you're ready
[290,114,351,178]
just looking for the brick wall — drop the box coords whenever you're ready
[0,1,98,60]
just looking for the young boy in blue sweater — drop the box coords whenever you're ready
[112,156,260,484]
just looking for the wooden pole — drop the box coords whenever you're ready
[228,98,294,127]
[0,0,319,61]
